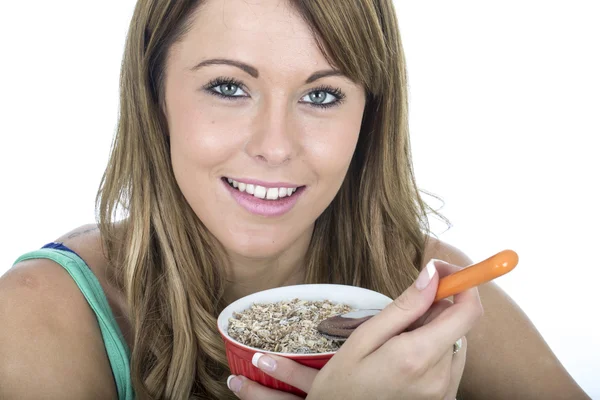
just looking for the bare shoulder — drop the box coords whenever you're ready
[422,235,473,268]
[0,225,118,399]
[422,236,588,399]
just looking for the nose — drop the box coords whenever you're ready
[244,100,299,166]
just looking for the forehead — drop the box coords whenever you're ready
[170,0,332,74]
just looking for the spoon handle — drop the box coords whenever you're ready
[435,249,518,301]
[317,250,519,341]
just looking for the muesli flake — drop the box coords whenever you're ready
[227,298,355,354]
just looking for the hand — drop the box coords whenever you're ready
[227,260,483,399]
[226,353,318,399]
[309,259,482,400]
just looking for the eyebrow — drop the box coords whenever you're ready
[190,58,344,83]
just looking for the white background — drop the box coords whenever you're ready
[0,1,598,397]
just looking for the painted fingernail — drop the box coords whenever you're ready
[252,352,277,372]
[227,375,242,393]
[416,259,437,290]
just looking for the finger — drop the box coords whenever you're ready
[251,352,318,394]
[406,302,479,362]
[445,336,468,400]
[430,260,483,347]
[406,298,453,332]
[227,375,303,400]
[434,260,483,309]
[406,264,482,358]
[343,261,440,358]
[433,260,463,280]
[393,262,459,333]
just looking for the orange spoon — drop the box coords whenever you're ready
[317,249,519,340]
[434,249,518,301]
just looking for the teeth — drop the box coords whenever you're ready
[254,185,267,199]
[266,188,279,200]
[227,178,299,200]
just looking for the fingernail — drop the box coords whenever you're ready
[252,352,277,372]
[416,259,437,290]
[227,375,242,393]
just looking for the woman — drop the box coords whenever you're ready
[0,0,588,399]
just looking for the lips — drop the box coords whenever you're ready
[221,177,306,217]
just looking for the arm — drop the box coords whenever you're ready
[0,258,118,399]
[426,238,590,400]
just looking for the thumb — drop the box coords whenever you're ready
[344,261,439,358]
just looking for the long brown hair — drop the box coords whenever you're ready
[97,0,443,398]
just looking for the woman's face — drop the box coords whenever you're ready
[164,0,366,259]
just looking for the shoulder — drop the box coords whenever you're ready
[421,236,589,398]
[54,223,108,273]
[422,235,473,269]
[0,225,118,399]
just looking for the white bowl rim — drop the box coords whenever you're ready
[217,283,393,357]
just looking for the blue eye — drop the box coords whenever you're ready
[302,91,336,105]
[300,85,345,109]
[204,78,248,99]
[216,83,243,96]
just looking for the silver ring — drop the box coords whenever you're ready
[452,338,463,355]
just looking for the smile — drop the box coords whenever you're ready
[221,177,306,217]
[224,178,300,201]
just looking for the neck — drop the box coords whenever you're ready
[222,228,312,304]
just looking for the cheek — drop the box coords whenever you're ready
[300,112,363,181]
[167,92,248,171]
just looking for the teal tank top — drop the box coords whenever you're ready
[13,248,134,400]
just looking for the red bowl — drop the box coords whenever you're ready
[217,284,392,397]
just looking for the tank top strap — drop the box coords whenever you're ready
[13,247,134,400]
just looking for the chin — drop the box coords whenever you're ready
[221,231,295,260]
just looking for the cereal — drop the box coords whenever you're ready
[227,298,355,353]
